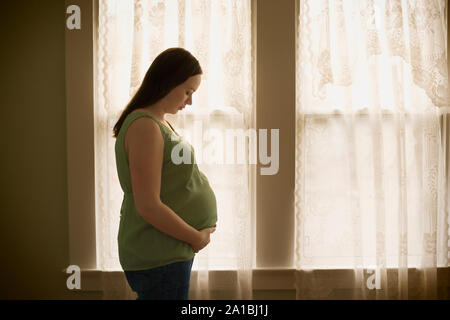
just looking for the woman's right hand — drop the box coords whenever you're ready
[191,225,216,253]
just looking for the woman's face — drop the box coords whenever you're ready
[163,74,202,114]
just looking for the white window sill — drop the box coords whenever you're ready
[62,267,450,292]
[62,268,296,292]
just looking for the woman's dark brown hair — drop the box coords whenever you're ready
[112,47,202,138]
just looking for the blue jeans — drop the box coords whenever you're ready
[124,259,194,300]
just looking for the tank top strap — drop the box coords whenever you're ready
[165,120,181,137]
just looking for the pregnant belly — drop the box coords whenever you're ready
[183,180,217,229]
[162,170,218,230]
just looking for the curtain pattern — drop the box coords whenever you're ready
[295,0,449,299]
[95,0,255,300]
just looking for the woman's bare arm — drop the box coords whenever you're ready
[125,117,213,251]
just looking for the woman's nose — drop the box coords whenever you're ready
[186,96,192,105]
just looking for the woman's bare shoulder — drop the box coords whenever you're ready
[124,114,162,154]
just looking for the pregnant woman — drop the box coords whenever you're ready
[113,47,218,300]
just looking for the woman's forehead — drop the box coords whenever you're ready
[185,74,201,89]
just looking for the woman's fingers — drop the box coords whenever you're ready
[192,226,217,253]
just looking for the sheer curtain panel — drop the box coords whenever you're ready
[95,0,255,300]
[295,0,450,299]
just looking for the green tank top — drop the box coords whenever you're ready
[115,112,218,271]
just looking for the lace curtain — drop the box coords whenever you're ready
[95,0,255,300]
[295,0,449,299]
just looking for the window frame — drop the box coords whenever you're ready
[65,0,98,271]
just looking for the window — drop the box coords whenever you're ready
[65,0,449,299]
[65,1,295,293]
[94,0,255,274]
[294,0,449,270]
